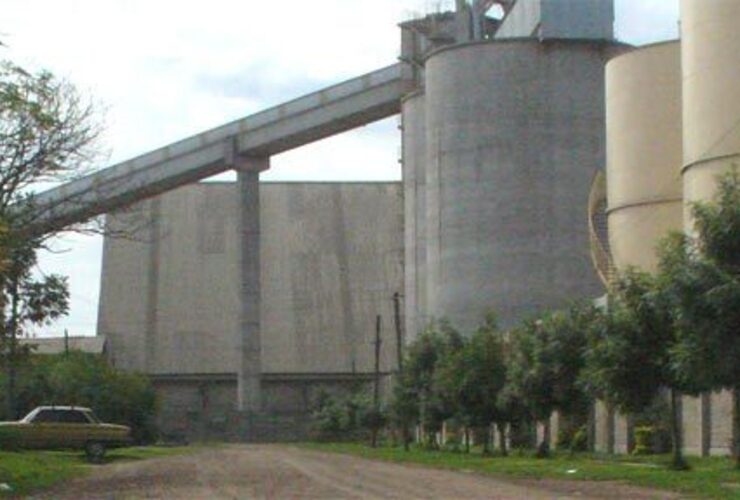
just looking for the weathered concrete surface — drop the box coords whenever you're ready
[235,157,268,413]
[402,91,427,341]
[98,181,403,375]
[423,40,614,331]
[36,445,679,500]
[31,65,404,233]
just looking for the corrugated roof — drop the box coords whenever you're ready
[19,336,107,355]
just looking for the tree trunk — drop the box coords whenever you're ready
[482,425,491,455]
[464,426,470,453]
[733,387,740,469]
[497,422,508,456]
[536,419,551,458]
[402,422,410,451]
[669,388,688,470]
[6,279,19,420]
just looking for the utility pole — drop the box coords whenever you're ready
[392,292,404,373]
[373,315,382,409]
[64,329,69,356]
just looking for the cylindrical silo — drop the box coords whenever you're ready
[424,39,621,331]
[402,90,428,341]
[606,41,683,273]
[680,0,740,458]
[682,0,740,208]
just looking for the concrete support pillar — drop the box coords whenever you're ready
[710,390,734,456]
[234,155,269,414]
[550,412,562,450]
[144,198,162,373]
[594,401,614,453]
[614,411,634,454]
[682,393,710,456]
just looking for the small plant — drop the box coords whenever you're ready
[569,426,589,452]
[0,427,21,451]
[633,426,654,455]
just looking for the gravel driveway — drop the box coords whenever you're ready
[33,445,678,499]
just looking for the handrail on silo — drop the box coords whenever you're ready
[588,170,615,287]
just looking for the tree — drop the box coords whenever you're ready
[0,235,69,418]
[388,374,415,450]
[0,351,158,443]
[505,304,595,457]
[583,270,690,469]
[397,321,464,448]
[0,57,100,417]
[660,169,740,467]
[434,315,507,454]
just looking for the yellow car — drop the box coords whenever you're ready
[0,406,131,462]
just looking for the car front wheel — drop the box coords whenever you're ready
[85,441,106,463]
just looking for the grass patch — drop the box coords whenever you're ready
[0,445,194,497]
[301,443,740,499]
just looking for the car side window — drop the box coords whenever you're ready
[61,410,90,423]
[32,410,60,423]
[66,410,90,424]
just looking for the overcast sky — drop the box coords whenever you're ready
[2,0,679,337]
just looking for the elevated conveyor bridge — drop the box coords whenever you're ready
[32,63,405,232]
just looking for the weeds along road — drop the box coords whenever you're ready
[33,445,677,499]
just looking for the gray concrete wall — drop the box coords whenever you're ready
[402,91,428,341]
[495,0,613,40]
[710,391,733,456]
[152,374,387,441]
[98,182,404,377]
[423,40,610,331]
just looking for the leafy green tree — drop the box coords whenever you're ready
[583,270,690,469]
[0,57,100,418]
[0,55,147,429]
[396,321,463,448]
[660,169,740,466]
[506,304,595,457]
[389,369,419,451]
[0,351,157,442]
[0,237,69,418]
[434,315,506,454]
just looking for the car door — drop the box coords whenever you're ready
[25,409,63,449]
[58,409,93,448]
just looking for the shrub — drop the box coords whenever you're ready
[570,426,589,452]
[633,426,654,455]
[0,351,158,443]
[0,427,21,451]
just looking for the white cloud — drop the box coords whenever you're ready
[2,0,679,335]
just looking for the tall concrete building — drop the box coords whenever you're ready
[36,0,621,440]
[99,182,403,439]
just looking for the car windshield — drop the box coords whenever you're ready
[20,408,39,423]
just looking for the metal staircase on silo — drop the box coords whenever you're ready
[588,170,615,287]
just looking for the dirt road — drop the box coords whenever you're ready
[35,445,677,499]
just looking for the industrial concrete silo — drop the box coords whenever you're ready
[402,90,428,342]
[605,41,683,273]
[680,0,739,457]
[682,0,740,207]
[424,40,618,331]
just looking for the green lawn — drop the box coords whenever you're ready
[301,443,740,499]
[0,446,193,497]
